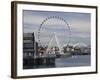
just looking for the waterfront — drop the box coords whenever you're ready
[56,55,90,67]
[23,32,91,69]
[23,55,90,69]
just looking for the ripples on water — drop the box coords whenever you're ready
[24,55,90,69]
[55,55,90,67]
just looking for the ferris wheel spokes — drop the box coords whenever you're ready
[46,32,64,55]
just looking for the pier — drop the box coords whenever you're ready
[23,56,55,66]
[23,33,56,67]
[23,33,90,68]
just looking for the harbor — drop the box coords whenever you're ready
[23,33,91,69]
[23,55,90,69]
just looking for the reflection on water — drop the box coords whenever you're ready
[23,55,90,69]
[56,55,90,67]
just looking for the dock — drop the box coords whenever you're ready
[23,33,56,67]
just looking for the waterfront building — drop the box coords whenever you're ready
[23,32,35,58]
[23,32,35,66]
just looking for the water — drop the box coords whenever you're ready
[23,55,90,69]
[56,55,90,67]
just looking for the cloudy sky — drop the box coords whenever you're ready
[23,10,91,47]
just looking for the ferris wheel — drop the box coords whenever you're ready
[37,16,71,54]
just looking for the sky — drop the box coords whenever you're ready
[23,10,91,47]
